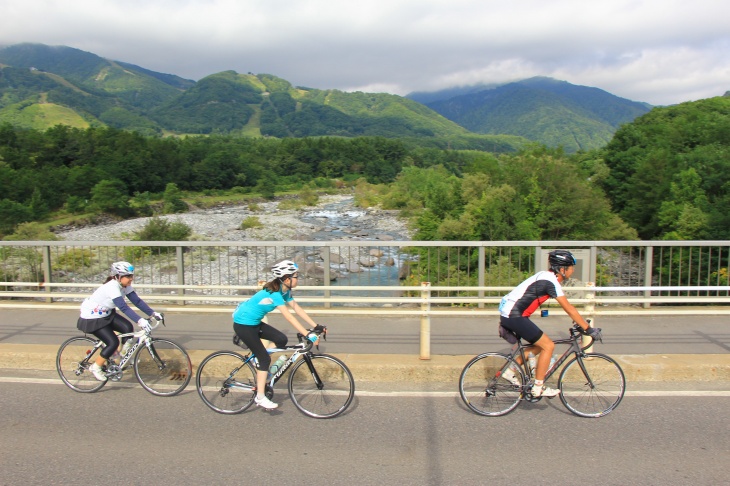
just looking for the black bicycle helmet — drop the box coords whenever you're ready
[548,250,576,272]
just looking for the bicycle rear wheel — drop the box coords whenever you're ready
[56,336,107,393]
[558,353,626,418]
[459,353,523,416]
[288,354,354,419]
[196,351,257,414]
[134,338,192,397]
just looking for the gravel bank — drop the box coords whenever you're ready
[56,195,412,242]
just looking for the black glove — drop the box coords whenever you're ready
[585,327,603,342]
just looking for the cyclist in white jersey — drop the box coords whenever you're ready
[499,250,600,397]
[76,262,161,381]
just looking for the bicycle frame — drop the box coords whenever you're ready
[226,341,314,392]
[88,319,164,378]
[507,325,595,387]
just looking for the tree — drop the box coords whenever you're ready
[0,199,33,236]
[162,183,188,214]
[90,179,130,216]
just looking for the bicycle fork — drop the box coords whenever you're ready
[302,355,325,390]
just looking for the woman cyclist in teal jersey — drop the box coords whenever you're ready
[232,260,321,410]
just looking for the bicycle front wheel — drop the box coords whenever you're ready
[196,351,257,414]
[56,336,107,393]
[459,353,523,416]
[558,353,626,418]
[288,354,354,419]
[134,339,192,397]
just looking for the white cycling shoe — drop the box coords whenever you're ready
[501,368,522,386]
[89,362,108,382]
[254,395,279,410]
[532,384,560,398]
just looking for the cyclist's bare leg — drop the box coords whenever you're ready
[531,335,555,382]
[513,344,540,367]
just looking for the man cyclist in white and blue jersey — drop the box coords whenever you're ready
[499,250,601,397]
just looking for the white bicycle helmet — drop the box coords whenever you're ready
[110,261,135,277]
[271,260,298,278]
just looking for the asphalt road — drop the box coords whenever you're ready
[1,379,728,485]
[2,308,730,355]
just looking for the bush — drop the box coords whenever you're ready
[3,222,59,241]
[240,216,263,230]
[55,248,94,270]
[134,217,192,242]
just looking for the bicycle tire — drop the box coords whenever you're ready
[196,351,257,414]
[558,353,626,418]
[56,336,107,393]
[133,338,192,397]
[459,353,523,417]
[288,354,355,419]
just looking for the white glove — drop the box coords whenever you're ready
[152,312,163,321]
[138,318,151,333]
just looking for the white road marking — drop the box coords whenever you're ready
[3,377,728,396]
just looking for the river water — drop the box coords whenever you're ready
[298,197,412,292]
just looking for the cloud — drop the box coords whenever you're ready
[1,0,729,104]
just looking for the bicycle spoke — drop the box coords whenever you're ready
[288,354,354,419]
[559,353,626,418]
[196,352,257,414]
[459,353,523,416]
[134,339,192,397]
[56,337,107,393]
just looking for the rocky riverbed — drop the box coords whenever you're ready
[56,194,412,242]
[53,195,413,288]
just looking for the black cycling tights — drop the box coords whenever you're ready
[233,323,287,371]
[93,316,134,359]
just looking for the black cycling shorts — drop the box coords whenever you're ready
[499,316,544,344]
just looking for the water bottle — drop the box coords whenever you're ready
[269,355,287,374]
[549,354,557,371]
[528,353,537,373]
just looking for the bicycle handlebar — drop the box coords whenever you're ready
[296,325,327,351]
[130,315,164,340]
[571,323,598,348]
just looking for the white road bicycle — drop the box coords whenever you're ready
[56,315,192,396]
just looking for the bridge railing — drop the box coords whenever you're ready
[2,239,730,357]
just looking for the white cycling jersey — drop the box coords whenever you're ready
[499,271,564,318]
[79,279,135,319]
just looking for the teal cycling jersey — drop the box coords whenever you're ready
[232,287,293,325]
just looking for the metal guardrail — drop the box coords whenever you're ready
[2,239,730,358]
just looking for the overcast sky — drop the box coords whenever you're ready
[1,0,728,105]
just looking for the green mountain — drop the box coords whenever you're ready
[0,43,523,151]
[2,43,655,153]
[410,77,652,151]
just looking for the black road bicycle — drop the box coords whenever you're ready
[56,316,192,397]
[196,327,354,418]
[459,323,625,418]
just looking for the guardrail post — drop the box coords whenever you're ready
[322,248,331,309]
[584,281,595,353]
[42,245,52,303]
[176,246,185,306]
[478,246,485,308]
[420,281,431,360]
[644,246,653,309]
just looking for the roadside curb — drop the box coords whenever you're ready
[2,344,729,382]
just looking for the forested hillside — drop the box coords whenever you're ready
[599,95,730,240]
[412,77,651,152]
[0,43,524,151]
[0,124,502,235]
[2,95,729,242]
